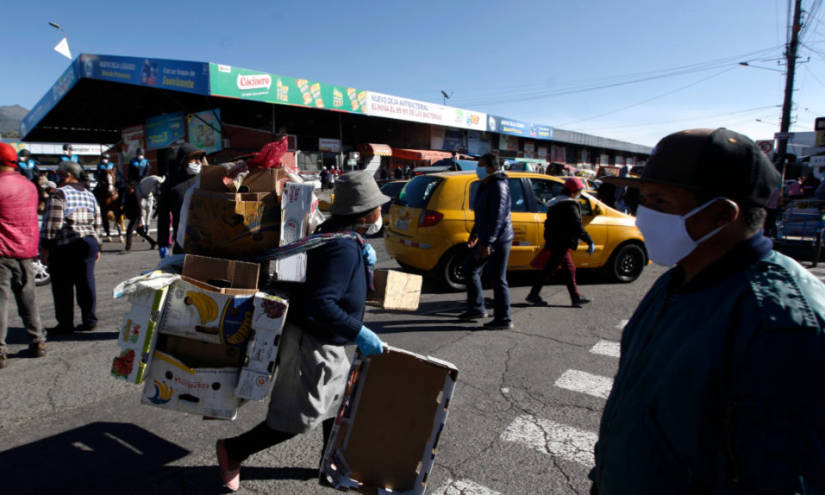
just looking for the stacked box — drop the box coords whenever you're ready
[320,347,458,494]
[111,272,178,384]
[368,269,423,311]
[274,182,315,283]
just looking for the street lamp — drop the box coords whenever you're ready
[49,21,72,59]
[440,90,452,105]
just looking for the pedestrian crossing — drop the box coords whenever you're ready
[431,327,623,494]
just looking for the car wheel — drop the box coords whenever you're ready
[607,243,645,283]
[440,247,468,292]
[33,260,50,286]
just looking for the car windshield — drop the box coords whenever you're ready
[397,176,442,208]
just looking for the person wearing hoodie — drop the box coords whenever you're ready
[459,153,515,329]
[156,144,205,258]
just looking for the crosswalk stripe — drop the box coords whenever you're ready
[431,479,503,495]
[589,340,620,358]
[501,414,597,467]
[554,370,613,399]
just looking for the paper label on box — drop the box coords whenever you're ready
[235,369,272,401]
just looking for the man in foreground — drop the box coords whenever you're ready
[590,128,825,494]
[0,143,46,368]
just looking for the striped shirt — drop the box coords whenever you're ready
[40,183,102,246]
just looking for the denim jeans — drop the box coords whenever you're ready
[0,257,45,354]
[49,236,99,329]
[463,241,512,322]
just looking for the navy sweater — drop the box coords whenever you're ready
[293,237,366,345]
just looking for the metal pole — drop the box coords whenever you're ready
[776,0,802,173]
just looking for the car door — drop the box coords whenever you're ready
[466,178,534,268]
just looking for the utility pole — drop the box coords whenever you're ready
[776,0,802,172]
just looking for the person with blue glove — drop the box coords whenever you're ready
[526,177,594,308]
[216,171,392,492]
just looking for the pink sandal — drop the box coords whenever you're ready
[216,439,241,491]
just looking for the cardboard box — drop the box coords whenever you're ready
[183,190,281,257]
[320,347,458,494]
[368,269,423,311]
[141,351,241,420]
[235,292,288,400]
[240,168,287,194]
[110,275,174,384]
[272,182,314,283]
[160,334,244,368]
[199,165,232,192]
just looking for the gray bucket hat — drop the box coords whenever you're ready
[330,170,391,216]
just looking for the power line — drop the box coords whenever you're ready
[448,45,784,107]
[574,104,780,133]
[557,67,736,127]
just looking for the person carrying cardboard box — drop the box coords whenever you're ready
[216,171,390,492]
[157,143,205,258]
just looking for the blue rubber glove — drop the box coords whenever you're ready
[362,243,376,266]
[356,325,384,356]
[159,246,170,259]
[587,242,595,256]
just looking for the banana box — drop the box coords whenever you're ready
[234,293,289,400]
[111,271,178,384]
[141,351,241,420]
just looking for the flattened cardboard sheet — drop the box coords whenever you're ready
[321,347,458,494]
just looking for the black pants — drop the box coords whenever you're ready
[49,236,99,329]
[224,418,334,463]
[125,217,156,250]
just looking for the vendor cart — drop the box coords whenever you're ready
[776,199,825,267]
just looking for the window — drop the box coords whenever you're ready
[579,196,594,217]
[397,176,442,208]
[528,179,565,213]
[469,178,528,212]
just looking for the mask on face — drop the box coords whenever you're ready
[476,166,488,180]
[186,161,202,175]
[634,197,731,267]
[102,159,109,164]
[138,155,145,161]
[357,215,383,236]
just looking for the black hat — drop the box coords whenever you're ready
[603,128,781,207]
[63,143,72,151]
[19,149,31,157]
[136,147,144,155]
[176,143,205,165]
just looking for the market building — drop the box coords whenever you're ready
[19,54,652,174]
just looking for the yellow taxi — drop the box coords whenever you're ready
[384,171,647,290]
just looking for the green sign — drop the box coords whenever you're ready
[209,63,366,113]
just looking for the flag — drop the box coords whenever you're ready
[53,37,72,60]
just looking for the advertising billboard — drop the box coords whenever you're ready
[487,115,553,140]
[79,54,209,95]
[209,63,367,113]
[145,112,185,150]
[187,109,222,155]
[364,92,487,131]
[20,62,79,138]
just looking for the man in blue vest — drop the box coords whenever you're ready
[59,144,79,163]
[128,148,149,183]
[17,149,38,181]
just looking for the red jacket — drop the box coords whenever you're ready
[0,171,40,259]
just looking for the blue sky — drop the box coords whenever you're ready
[3,0,824,146]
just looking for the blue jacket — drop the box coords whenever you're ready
[17,159,37,180]
[129,158,149,182]
[60,154,79,163]
[292,235,366,345]
[471,172,514,246]
[592,234,825,494]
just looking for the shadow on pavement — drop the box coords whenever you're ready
[1,422,189,494]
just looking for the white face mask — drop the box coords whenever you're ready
[635,197,730,267]
[138,155,145,160]
[357,215,383,235]
[186,161,202,175]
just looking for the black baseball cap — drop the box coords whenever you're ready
[603,128,781,207]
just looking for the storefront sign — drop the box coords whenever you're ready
[319,138,342,152]
[209,63,367,114]
[122,125,145,159]
[188,109,222,155]
[145,112,185,150]
[487,115,553,140]
[79,54,209,95]
[364,92,486,131]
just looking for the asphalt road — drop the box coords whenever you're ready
[1,235,822,495]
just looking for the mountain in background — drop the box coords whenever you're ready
[0,105,29,138]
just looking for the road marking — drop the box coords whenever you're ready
[501,414,597,467]
[589,340,620,358]
[431,479,503,495]
[615,319,628,330]
[554,370,613,399]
